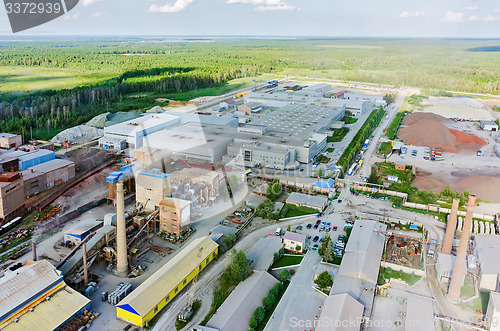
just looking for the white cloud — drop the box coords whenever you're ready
[440,11,464,23]
[91,11,105,18]
[495,9,500,13]
[464,6,477,11]
[63,11,80,20]
[399,11,424,18]
[149,0,196,13]
[227,0,297,11]
[81,0,102,6]
[484,15,498,22]
[467,15,478,21]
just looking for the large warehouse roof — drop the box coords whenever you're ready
[206,271,277,331]
[0,260,62,322]
[315,293,364,331]
[104,113,179,137]
[117,236,218,317]
[3,285,90,331]
[246,236,283,271]
[474,235,500,276]
[28,159,74,173]
[286,192,328,209]
[338,220,387,284]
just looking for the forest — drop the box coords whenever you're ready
[1,37,500,140]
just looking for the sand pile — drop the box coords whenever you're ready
[403,112,449,125]
[399,113,487,153]
[51,125,103,144]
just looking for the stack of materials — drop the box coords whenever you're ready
[108,282,133,305]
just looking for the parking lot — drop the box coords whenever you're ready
[290,211,353,255]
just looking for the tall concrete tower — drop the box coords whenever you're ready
[447,195,476,301]
[442,199,460,255]
[116,181,128,277]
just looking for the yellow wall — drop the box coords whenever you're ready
[116,246,218,327]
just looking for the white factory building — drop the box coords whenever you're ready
[99,113,180,152]
[474,235,500,291]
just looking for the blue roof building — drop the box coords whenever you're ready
[312,178,335,189]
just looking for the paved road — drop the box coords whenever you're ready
[153,214,318,331]
[263,251,324,331]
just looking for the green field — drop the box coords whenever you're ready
[327,127,350,143]
[271,255,304,269]
[378,142,392,155]
[2,38,500,141]
[283,205,318,218]
[0,67,113,93]
[386,111,410,139]
[380,267,422,286]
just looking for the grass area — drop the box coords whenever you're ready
[326,147,334,153]
[385,111,410,139]
[0,237,31,255]
[380,267,422,286]
[493,106,500,112]
[378,141,392,155]
[460,281,476,298]
[256,280,290,331]
[271,255,304,269]
[0,66,114,93]
[283,205,318,218]
[317,154,330,163]
[406,94,429,108]
[327,127,349,143]
[459,292,489,314]
[342,115,358,124]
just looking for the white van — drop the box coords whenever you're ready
[275,228,282,236]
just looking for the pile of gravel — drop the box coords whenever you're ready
[51,125,103,144]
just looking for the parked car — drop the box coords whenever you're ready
[316,220,321,225]
[313,244,319,250]
[326,222,331,227]
[337,199,342,203]
[320,226,325,231]
[333,226,337,231]
[319,238,324,243]
[313,236,319,242]
[307,224,312,229]
[314,224,319,229]
[295,225,303,230]
[338,235,346,241]
[322,221,326,226]
[326,227,331,232]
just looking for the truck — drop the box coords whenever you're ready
[347,163,357,176]
[267,80,279,88]
[364,139,370,147]
[275,228,282,236]
[477,150,482,156]
[427,239,438,258]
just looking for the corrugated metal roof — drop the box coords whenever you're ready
[28,159,74,173]
[286,192,328,209]
[2,286,90,331]
[0,260,62,321]
[338,220,387,284]
[117,236,218,317]
[206,271,277,331]
[316,293,364,331]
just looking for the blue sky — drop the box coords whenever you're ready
[1,0,500,37]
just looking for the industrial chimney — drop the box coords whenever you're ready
[442,199,460,255]
[115,181,128,277]
[32,242,37,261]
[447,195,476,301]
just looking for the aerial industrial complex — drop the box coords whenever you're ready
[1,78,500,331]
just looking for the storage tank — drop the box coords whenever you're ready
[473,220,479,234]
[491,223,496,235]
[457,217,463,231]
[479,221,485,234]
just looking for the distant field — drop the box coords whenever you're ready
[0,67,113,93]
